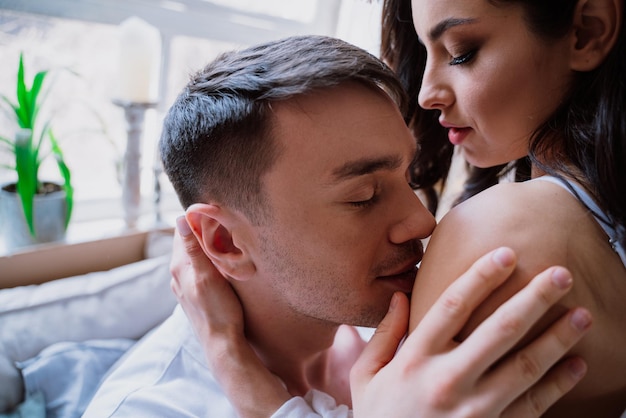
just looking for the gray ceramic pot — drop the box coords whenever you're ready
[0,183,67,251]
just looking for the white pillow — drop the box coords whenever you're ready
[0,254,176,412]
[18,338,135,418]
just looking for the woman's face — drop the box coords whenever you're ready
[411,0,574,167]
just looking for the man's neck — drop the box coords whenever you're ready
[248,321,364,408]
[233,281,366,406]
[244,307,340,396]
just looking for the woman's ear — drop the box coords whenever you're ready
[185,203,256,281]
[570,0,622,71]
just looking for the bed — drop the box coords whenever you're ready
[0,230,177,417]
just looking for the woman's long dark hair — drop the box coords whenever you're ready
[381,0,626,248]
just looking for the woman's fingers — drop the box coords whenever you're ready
[169,217,190,298]
[169,218,291,417]
[171,216,244,336]
[411,247,517,353]
[171,216,220,298]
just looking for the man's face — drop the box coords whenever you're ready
[249,81,436,328]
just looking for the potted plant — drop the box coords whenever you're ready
[0,53,73,250]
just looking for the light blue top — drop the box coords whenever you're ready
[533,175,626,267]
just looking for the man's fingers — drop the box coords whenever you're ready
[350,293,409,392]
[501,357,587,418]
[462,267,577,378]
[411,247,517,353]
[480,306,591,412]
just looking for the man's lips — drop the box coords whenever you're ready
[377,264,419,294]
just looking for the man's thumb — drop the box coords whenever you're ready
[350,292,409,388]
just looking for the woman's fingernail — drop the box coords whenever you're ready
[552,267,573,289]
[570,308,592,331]
[493,247,514,268]
[177,216,192,237]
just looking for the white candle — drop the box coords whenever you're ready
[118,17,161,103]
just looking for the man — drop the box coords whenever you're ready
[84,35,587,417]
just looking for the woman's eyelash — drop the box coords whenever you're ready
[449,49,476,66]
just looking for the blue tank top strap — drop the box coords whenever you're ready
[531,175,626,268]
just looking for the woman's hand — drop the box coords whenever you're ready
[170,216,245,346]
[350,247,590,418]
[171,216,291,418]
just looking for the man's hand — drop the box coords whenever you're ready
[171,216,291,418]
[350,247,590,417]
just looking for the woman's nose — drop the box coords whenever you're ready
[418,63,454,110]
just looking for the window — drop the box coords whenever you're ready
[0,0,382,250]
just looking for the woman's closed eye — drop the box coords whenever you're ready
[449,48,477,66]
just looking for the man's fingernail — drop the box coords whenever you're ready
[493,247,514,268]
[567,357,587,379]
[177,216,192,237]
[570,308,592,332]
[389,293,398,312]
[552,267,572,289]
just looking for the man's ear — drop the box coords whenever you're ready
[570,0,622,71]
[185,203,255,281]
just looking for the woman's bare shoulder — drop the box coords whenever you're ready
[434,180,575,249]
[416,180,579,296]
[411,180,588,334]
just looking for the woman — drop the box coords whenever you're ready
[172,0,626,415]
[376,0,626,416]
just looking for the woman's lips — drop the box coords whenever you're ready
[447,126,471,145]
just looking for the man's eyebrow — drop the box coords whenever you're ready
[331,155,403,181]
[429,17,477,41]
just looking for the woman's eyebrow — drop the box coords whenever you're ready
[428,17,477,41]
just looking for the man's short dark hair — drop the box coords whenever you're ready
[160,35,407,224]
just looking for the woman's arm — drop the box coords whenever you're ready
[409,181,583,339]
[350,249,589,417]
[401,181,595,416]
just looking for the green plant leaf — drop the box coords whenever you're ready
[14,129,37,236]
[0,134,16,151]
[49,129,73,227]
[34,120,51,164]
[29,70,48,127]
[15,53,30,128]
[4,52,75,237]
[0,95,19,121]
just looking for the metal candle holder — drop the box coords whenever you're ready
[113,99,158,229]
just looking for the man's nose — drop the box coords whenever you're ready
[389,188,436,245]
